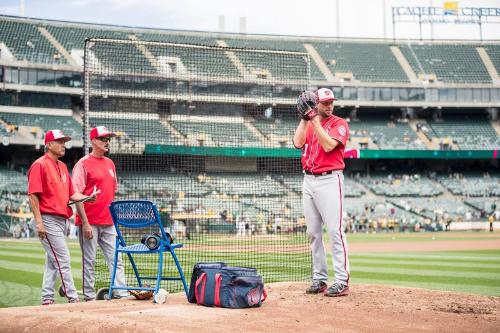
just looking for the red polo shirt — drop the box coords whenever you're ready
[72,154,117,226]
[301,115,349,173]
[27,154,74,219]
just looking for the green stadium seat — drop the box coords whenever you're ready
[0,112,81,138]
[45,25,129,51]
[311,41,409,83]
[358,173,442,197]
[0,19,66,64]
[438,173,500,197]
[89,117,180,146]
[399,44,490,83]
[223,37,320,81]
[427,115,499,150]
[349,116,425,150]
[484,45,500,76]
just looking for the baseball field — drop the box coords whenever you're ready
[0,231,499,332]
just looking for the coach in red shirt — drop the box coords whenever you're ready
[28,129,94,305]
[293,88,350,297]
[72,126,128,300]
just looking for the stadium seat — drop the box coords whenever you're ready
[349,116,426,150]
[0,19,66,64]
[223,37,325,81]
[426,115,499,150]
[46,25,129,51]
[399,44,491,83]
[484,45,500,76]
[438,173,500,197]
[0,112,81,138]
[311,41,409,83]
[90,116,180,146]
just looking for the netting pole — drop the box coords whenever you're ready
[83,38,92,154]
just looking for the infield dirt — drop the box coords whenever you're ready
[1,233,499,333]
[0,282,499,333]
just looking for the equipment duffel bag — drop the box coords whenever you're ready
[188,262,267,308]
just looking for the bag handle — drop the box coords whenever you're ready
[214,273,222,307]
[194,272,207,305]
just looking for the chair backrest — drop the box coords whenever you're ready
[109,200,170,247]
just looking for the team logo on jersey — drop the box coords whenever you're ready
[109,169,115,178]
[338,125,346,137]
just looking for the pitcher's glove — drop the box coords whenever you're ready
[129,289,154,300]
[296,90,318,121]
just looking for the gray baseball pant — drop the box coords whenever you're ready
[303,171,350,284]
[38,214,79,303]
[79,224,128,300]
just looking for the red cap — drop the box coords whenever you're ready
[316,88,337,103]
[90,126,116,140]
[44,129,71,145]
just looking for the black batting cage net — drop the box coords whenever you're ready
[84,38,312,293]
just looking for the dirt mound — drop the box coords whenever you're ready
[1,282,498,333]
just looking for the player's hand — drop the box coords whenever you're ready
[310,115,321,123]
[86,185,100,203]
[297,90,318,121]
[83,224,93,240]
[36,221,46,240]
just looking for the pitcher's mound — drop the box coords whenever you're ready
[1,282,499,333]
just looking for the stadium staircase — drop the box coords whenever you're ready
[243,118,272,147]
[71,110,83,125]
[158,115,188,145]
[390,46,418,83]
[128,35,162,72]
[37,26,79,67]
[408,119,435,149]
[476,47,500,84]
[216,40,248,78]
[303,44,335,82]
[354,180,377,200]
[387,199,427,219]
[491,120,500,137]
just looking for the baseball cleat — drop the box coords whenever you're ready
[306,280,327,294]
[324,283,349,297]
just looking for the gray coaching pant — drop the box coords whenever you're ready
[79,224,128,300]
[303,171,350,284]
[37,214,79,302]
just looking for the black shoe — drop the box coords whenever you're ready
[306,280,327,294]
[325,283,349,297]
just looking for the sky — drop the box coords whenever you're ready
[1,0,500,40]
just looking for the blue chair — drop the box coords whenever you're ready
[108,200,189,299]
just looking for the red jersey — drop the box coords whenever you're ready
[27,154,74,218]
[72,154,117,226]
[301,115,349,173]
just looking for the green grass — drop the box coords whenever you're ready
[0,232,499,307]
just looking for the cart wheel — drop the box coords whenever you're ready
[153,289,168,304]
[58,284,66,297]
[96,288,110,300]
